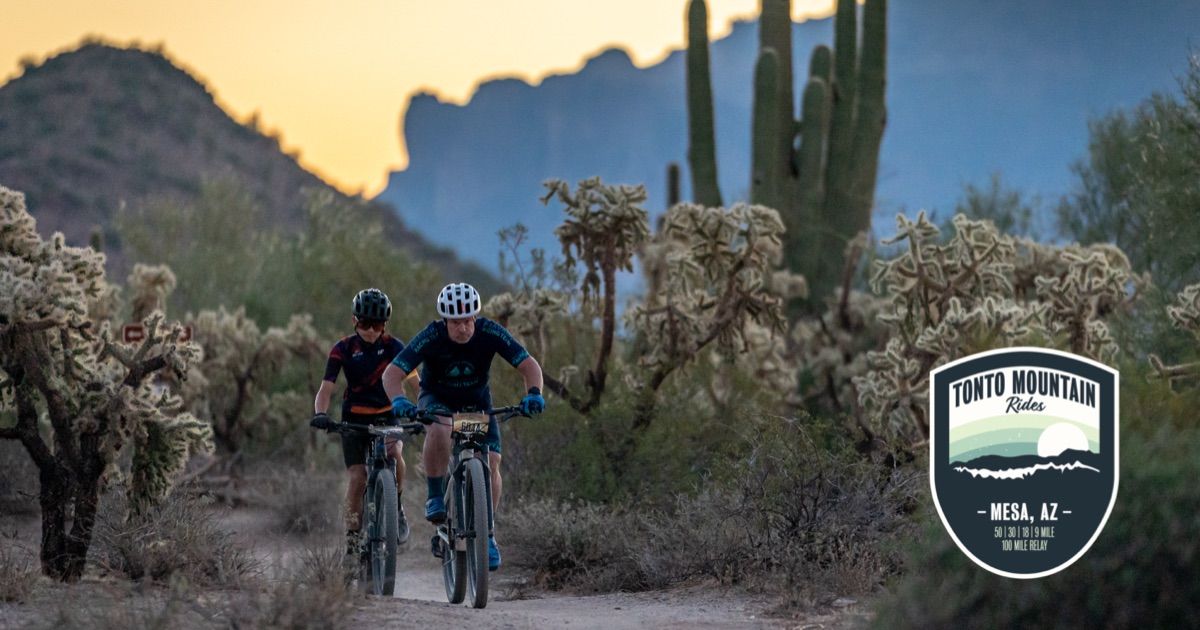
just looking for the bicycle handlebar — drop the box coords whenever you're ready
[409,404,530,426]
[321,421,426,437]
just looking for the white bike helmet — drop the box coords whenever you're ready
[437,283,481,319]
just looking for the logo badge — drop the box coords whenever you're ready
[929,347,1118,578]
[446,362,475,378]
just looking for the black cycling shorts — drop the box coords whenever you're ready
[340,412,398,468]
[417,390,501,454]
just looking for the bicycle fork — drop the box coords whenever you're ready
[438,451,495,551]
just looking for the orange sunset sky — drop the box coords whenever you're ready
[2,1,839,197]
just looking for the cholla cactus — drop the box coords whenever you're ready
[0,186,209,581]
[1150,283,1200,385]
[486,288,568,360]
[855,212,1141,443]
[538,178,651,413]
[627,202,799,424]
[1167,284,1200,337]
[544,177,649,308]
[189,306,322,454]
[127,264,177,321]
[128,388,213,515]
[791,288,889,417]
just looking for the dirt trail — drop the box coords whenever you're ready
[237,507,817,629]
[341,515,867,629]
[1,505,867,629]
[357,536,782,628]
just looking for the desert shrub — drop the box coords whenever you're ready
[267,470,342,535]
[230,544,356,630]
[93,489,257,587]
[503,498,646,592]
[0,540,38,603]
[870,424,1200,629]
[505,413,921,603]
[647,416,920,601]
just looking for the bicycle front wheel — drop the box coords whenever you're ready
[368,472,399,596]
[442,474,466,604]
[463,457,489,609]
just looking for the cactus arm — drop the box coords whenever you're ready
[809,44,832,85]
[667,162,681,208]
[790,76,831,276]
[824,0,858,212]
[751,49,782,209]
[759,0,796,187]
[849,0,888,235]
[686,0,723,206]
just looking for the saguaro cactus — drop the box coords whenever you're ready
[687,0,888,305]
[685,0,723,207]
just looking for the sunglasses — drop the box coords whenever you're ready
[356,319,386,331]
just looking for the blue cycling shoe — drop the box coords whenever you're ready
[488,536,501,571]
[425,496,446,523]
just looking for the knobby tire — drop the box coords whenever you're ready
[368,472,399,596]
[464,456,489,609]
[442,474,467,604]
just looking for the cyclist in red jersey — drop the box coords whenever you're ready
[311,288,415,559]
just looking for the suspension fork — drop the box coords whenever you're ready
[479,450,495,534]
[366,437,394,495]
[449,448,494,536]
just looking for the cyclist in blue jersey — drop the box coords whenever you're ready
[382,282,545,571]
[311,288,416,560]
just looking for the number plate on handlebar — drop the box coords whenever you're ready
[452,413,489,436]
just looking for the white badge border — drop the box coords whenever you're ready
[928,346,1120,579]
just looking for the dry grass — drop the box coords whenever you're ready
[0,538,38,603]
[265,470,342,536]
[93,489,258,587]
[228,544,357,630]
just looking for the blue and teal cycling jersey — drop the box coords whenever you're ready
[391,317,529,407]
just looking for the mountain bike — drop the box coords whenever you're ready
[418,405,528,609]
[316,419,424,596]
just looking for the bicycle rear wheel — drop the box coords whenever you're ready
[368,472,399,596]
[441,475,466,604]
[464,457,489,609]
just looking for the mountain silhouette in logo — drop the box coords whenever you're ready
[446,363,475,378]
[950,449,1103,480]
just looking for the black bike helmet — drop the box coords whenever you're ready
[352,288,391,321]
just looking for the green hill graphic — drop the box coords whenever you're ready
[948,415,1098,461]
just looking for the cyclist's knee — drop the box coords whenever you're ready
[488,452,501,473]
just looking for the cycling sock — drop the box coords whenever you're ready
[345,529,361,554]
[426,475,445,501]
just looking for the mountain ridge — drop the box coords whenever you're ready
[0,41,497,290]
[378,0,1200,269]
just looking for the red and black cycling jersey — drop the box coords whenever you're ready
[323,333,406,416]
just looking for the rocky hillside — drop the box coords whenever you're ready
[0,41,494,288]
